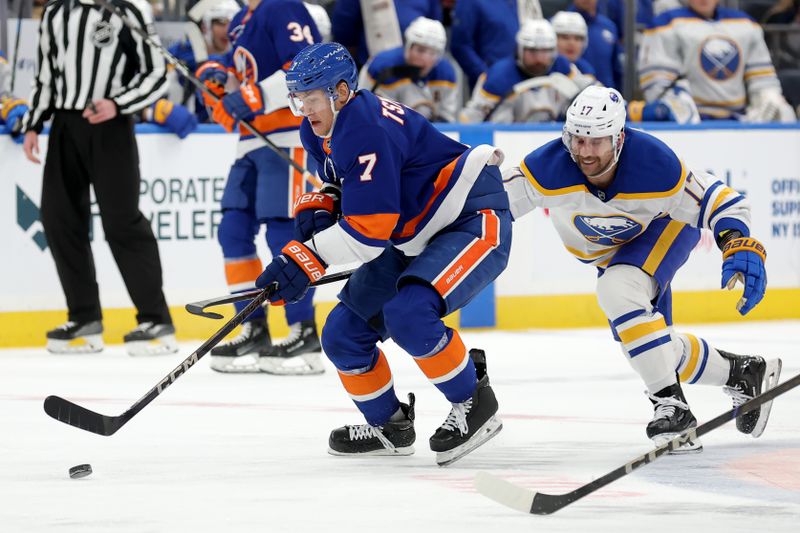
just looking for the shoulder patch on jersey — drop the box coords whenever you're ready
[521,139,588,196]
[613,129,686,200]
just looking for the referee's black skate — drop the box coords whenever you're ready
[328,393,416,456]
[46,320,104,354]
[646,382,702,454]
[124,322,178,356]
[259,319,324,375]
[429,349,503,466]
[210,319,270,373]
[720,350,782,438]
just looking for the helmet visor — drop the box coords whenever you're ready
[288,89,330,117]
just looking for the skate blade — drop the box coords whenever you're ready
[751,358,782,439]
[259,352,325,376]
[46,335,104,354]
[652,433,704,454]
[126,335,179,356]
[436,416,503,467]
[327,445,415,457]
[210,354,261,373]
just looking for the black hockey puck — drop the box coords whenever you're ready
[69,464,92,479]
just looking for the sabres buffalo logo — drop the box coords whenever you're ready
[699,36,741,81]
[574,215,642,246]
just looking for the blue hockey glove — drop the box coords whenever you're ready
[1,97,29,144]
[293,185,341,241]
[256,240,327,305]
[212,82,265,132]
[721,237,767,315]
[150,99,198,139]
[641,101,676,122]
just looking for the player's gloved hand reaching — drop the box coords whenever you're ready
[212,82,265,132]
[1,97,29,144]
[721,236,767,315]
[148,99,198,139]
[256,240,327,305]
[195,60,228,109]
[293,184,341,241]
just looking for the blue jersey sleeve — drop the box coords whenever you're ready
[451,2,487,85]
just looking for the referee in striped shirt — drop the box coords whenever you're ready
[20,0,178,355]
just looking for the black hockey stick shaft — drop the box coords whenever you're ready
[43,270,347,436]
[186,268,354,319]
[9,0,24,93]
[92,0,311,178]
[478,369,800,515]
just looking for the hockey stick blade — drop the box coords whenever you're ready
[185,268,356,319]
[43,271,350,436]
[475,368,800,515]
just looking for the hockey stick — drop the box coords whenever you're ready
[9,0,24,93]
[474,369,800,515]
[92,0,312,178]
[186,268,355,319]
[43,270,348,436]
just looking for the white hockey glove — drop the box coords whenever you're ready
[660,87,701,124]
[745,88,796,123]
[513,72,580,100]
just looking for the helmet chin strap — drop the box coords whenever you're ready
[316,90,354,139]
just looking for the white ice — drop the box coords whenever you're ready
[1,321,798,532]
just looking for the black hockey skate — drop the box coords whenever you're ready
[720,350,782,438]
[46,320,104,354]
[124,322,178,356]
[328,393,416,456]
[429,349,503,466]
[210,319,270,373]
[646,382,702,454]
[259,319,324,375]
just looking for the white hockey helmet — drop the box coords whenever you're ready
[551,11,588,51]
[188,0,241,46]
[404,17,447,55]
[562,86,627,164]
[305,2,332,42]
[516,18,557,54]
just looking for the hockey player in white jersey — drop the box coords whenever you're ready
[504,86,782,451]
[460,18,583,123]
[638,0,795,122]
[359,17,458,122]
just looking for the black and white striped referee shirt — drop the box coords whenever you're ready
[23,0,167,133]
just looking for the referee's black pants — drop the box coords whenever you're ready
[40,111,172,326]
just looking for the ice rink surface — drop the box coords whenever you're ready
[1,321,798,532]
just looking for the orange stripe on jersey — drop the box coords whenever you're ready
[433,210,499,298]
[239,108,303,136]
[344,213,400,240]
[224,257,263,285]
[392,155,460,239]
[289,147,306,213]
[322,138,332,155]
[415,330,468,383]
[338,350,393,399]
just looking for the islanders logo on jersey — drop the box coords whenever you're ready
[574,215,642,246]
[233,47,258,84]
[699,36,742,81]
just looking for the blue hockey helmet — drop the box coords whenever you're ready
[286,42,359,99]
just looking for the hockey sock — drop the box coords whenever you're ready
[674,333,729,386]
[613,309,679,393]
[336,349,401,426]
[413,329,477,404]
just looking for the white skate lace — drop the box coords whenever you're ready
[56,321,78,331]
[274,322,303,347]
[225,322,255,346]
[723,385,751,407]
[131,321,155,333]
[347,424,395,451]
[646,392,689,421]
[440,399,472,435]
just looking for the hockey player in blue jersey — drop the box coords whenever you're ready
[197,0,325,375]
[255,42,511,465]
[504,85,782,452]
